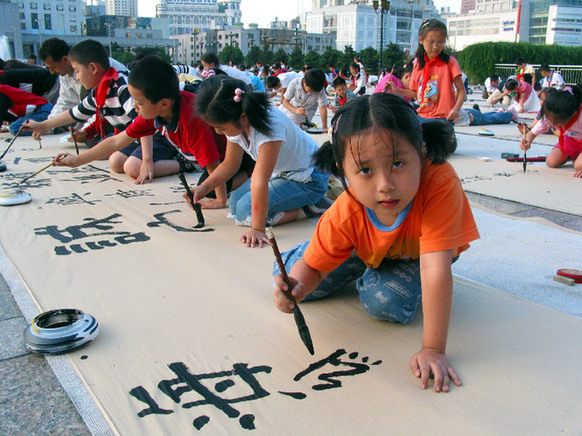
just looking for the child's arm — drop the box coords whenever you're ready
[197,159,228,209]
[448,75,466,122]
[520,129,539,151]
[282,97,305,116]
[240,140,281,248]
[26,110,75,139]
[54,131,136,167]
[273,258,328,312]
[318,105,328,132]
[409,249,462,393]
[192,140,244,204]
[385,81,417,99]
[135,135,154,185]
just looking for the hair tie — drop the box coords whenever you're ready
[233,88,245,102]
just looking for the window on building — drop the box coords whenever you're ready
[18,2,24,8]
[19,12,25,20]
[43,3,51,9]
[69,5,76,11]
[20,22,26,30]
[31,12,39,29]
[56,4,63,10]
[44,14,51,30]
[70,25,77,32]
[30,2,37,9]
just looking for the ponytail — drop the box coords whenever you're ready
[542,85,582,123]
[421,120,457,164]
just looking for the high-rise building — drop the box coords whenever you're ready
[461,0,477,14]
[156,0,241,36]
[106,0,138,17]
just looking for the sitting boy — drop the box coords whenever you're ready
[279,68,328,132]
[328,76,355,113]
[55,55,254,209]
[26,40,178,182]
[0,84,53,135]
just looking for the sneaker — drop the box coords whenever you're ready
[304,196,334,217]
[507,106,519,123]
[175,153,200,173]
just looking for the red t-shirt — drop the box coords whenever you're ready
[0,84,48,118]
[124,91,221,168]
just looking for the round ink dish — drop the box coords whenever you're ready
[0,162,6,172]
[0,189,32,206]
[23,308,99,354]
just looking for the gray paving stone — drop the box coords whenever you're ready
[0,317,28,360]
[0,274,21,321]
[0,354,90,436]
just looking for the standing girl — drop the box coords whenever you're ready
[273,93,480,392]
[193,76,330,247]
[347,63,366,96]
[387,19,465,123]
[521,86,582,178]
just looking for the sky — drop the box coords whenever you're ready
[138,0,461,28]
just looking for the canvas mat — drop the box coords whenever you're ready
[1,134,582,434]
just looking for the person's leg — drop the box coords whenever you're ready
[356,259,422,324]
[9,103,54,135]
[486,89,502,106]
[273,241,367,301]
[109,142,138,173]
[468,108,513,125]
[545,147,568,169]
[123,136,180,179]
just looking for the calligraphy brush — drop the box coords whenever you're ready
[19,155,64,185]
[70,125,79,155]
[521,122,529,172]
[0,124,25,161]
[177,170,205,228]
[265,223,315,355]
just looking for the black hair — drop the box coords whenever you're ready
[539,86,558,99]
[515,57,525,65]
[522,73,533,86]
[415,19,450,69]
[350,62,360,73]
[128,55,179,103]
[265,75,280,89]
[196,75,272,136]
[332,76,347,88]
[273,62,282,70]
[313,94,456,195]
[490,74,499,82]
[201,52,219,66]
[542,86,582,123]
[0,58,4,70]
[38,38,70,62]
[3,59,42,70]
[303,68,326,92]
[505,79,518,91]
[539,63,551,73]
[69,40,110,69]
[27,54,37,61]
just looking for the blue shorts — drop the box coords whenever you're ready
[119,134,178,162]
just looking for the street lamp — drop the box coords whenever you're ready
[226,32,236,65]
[105,21,113,56]
[372,0,390,72]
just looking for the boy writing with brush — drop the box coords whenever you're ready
[25,40,178,183]
[54,55,253,208]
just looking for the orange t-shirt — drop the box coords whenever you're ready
[410,56,461,119]
[303,160,480,271]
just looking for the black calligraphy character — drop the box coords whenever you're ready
[129,386,174,417]
[156,362,272,430]
[293,349,382,391]
[147,210,213,233]
[105,189,155,199]
[34,214,127,243]
[45,192,100,206]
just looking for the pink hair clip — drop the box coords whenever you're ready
[233,88,245,102]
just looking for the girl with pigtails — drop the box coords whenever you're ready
[273,93,480,392]
[192,75,330,247]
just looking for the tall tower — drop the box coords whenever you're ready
[106,0,138,17]
[219,0,242,27]
[460,0,476,14]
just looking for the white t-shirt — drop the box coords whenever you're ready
[226,107,318,182]
[278,72,300,89]
[540,71,565,89]
[279,77,328,123]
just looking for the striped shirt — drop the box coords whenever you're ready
[69,72,136,131]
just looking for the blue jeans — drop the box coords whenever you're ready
[466,108,512,125]
[229,169,329,224]
[9,103,53,135]
[273,241,424,324]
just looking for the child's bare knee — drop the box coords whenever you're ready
[123,158,142,178]
[108,155,126,173]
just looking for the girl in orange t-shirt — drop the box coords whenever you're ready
[273,93,479,393]
[387,19,465,123]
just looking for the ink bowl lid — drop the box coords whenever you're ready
[0,189,32,206]
[23,309,99,354]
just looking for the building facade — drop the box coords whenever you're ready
[155,0,241,36]
[106,0,137,17]
[546,4,582,46]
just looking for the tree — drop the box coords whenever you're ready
[359,47,379,75]
[288,46,304,71]
[246,45,263,67]
[262,48,275,66]
[304,50,321,69]
[219,45,244,66]
[381,42,407,73]
[320,49,344,71]
[118,51,136,65]
[342,45,355,70]
[273,48,289,66]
